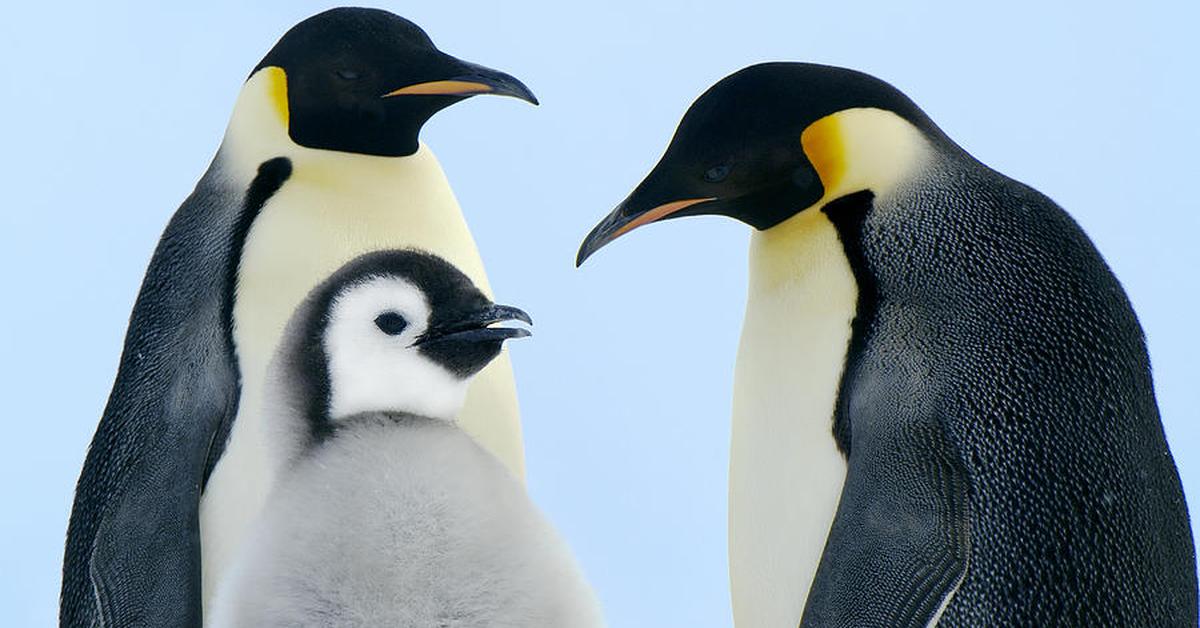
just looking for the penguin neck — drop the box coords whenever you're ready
[730,209,857,627]
[729,108,934,626]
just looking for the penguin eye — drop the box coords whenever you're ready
[336,69,361,81]
[374,312,409,336]
[703,163,732,183]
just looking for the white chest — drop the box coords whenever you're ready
[728,210,856,628]
[197,146,523,617]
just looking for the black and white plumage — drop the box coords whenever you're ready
[61,9,537,626]
[208,250,603,628]
[578,63,1195,626]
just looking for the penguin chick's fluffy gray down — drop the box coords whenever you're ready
[209,250,603,628]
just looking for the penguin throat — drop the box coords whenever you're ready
[730,205,858,626]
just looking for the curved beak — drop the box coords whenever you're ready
[417,303,533,347]
[576,194,715,267]
[383,58,539,105]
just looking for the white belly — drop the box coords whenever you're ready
[198,144,524,617]
[729,209,855,627]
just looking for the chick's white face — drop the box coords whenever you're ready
[323,276,469,421]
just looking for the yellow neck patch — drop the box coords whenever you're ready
[800,115,847,195]
[798,107,930,210]
[260,66,290,128]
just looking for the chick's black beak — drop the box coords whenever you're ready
[417,304,533,347]
[576,190,715,267]
[383,56,539,105]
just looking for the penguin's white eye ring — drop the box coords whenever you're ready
[336,69,361,81]
[374,312,409,336]
[703,163,732,183]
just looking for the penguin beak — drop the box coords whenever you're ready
[417,304,533,347]
[383,58,539,105]
[576,192,716,267]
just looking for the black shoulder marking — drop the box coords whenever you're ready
[821,190,876,456]
[203,156,292,484]
[805,188,972,624]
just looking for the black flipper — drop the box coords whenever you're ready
[800,406,971,628]
[85,339,236,627]
[60,157,289,627]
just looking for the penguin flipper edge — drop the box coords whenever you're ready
[800,413,971,628]
[79,364,236,628]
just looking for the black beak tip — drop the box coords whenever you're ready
[503,305,534,327]
[575,222,615,268]
[447,58,538,105]
[497,78,539,106]
[485,303,533,330]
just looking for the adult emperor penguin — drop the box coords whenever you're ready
[61,8,537,627]
[208,249,604,628]
[577,63,1196,626]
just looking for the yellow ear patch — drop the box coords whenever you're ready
[799,108,931,207]
[260,66,290,127]
[800,115,845,194]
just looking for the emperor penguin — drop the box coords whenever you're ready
[208,249,604,628]
[61,9,537,626]
[577,63,1196,626]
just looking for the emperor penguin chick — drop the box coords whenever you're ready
[209,250,603,628]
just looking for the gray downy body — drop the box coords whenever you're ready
[208,249,603,628]
[210,415,603,628]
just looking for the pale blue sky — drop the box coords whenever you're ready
[2,2,1197,626]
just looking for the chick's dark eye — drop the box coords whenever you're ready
[703,163,732,183]
[374,312,408,336]
[336,69,361,81]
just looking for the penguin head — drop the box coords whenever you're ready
[576,63,940,265]
[251,7,537,157]
[278,250,531,431]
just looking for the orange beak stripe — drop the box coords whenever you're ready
[382,80,495,97]
[611,197,716,239]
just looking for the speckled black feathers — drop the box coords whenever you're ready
[609,62,1198,626]
[59,152,273,627]
[806,157,1196,626]
[60,154,291,628]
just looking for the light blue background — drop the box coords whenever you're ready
[2,2,1196,625]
